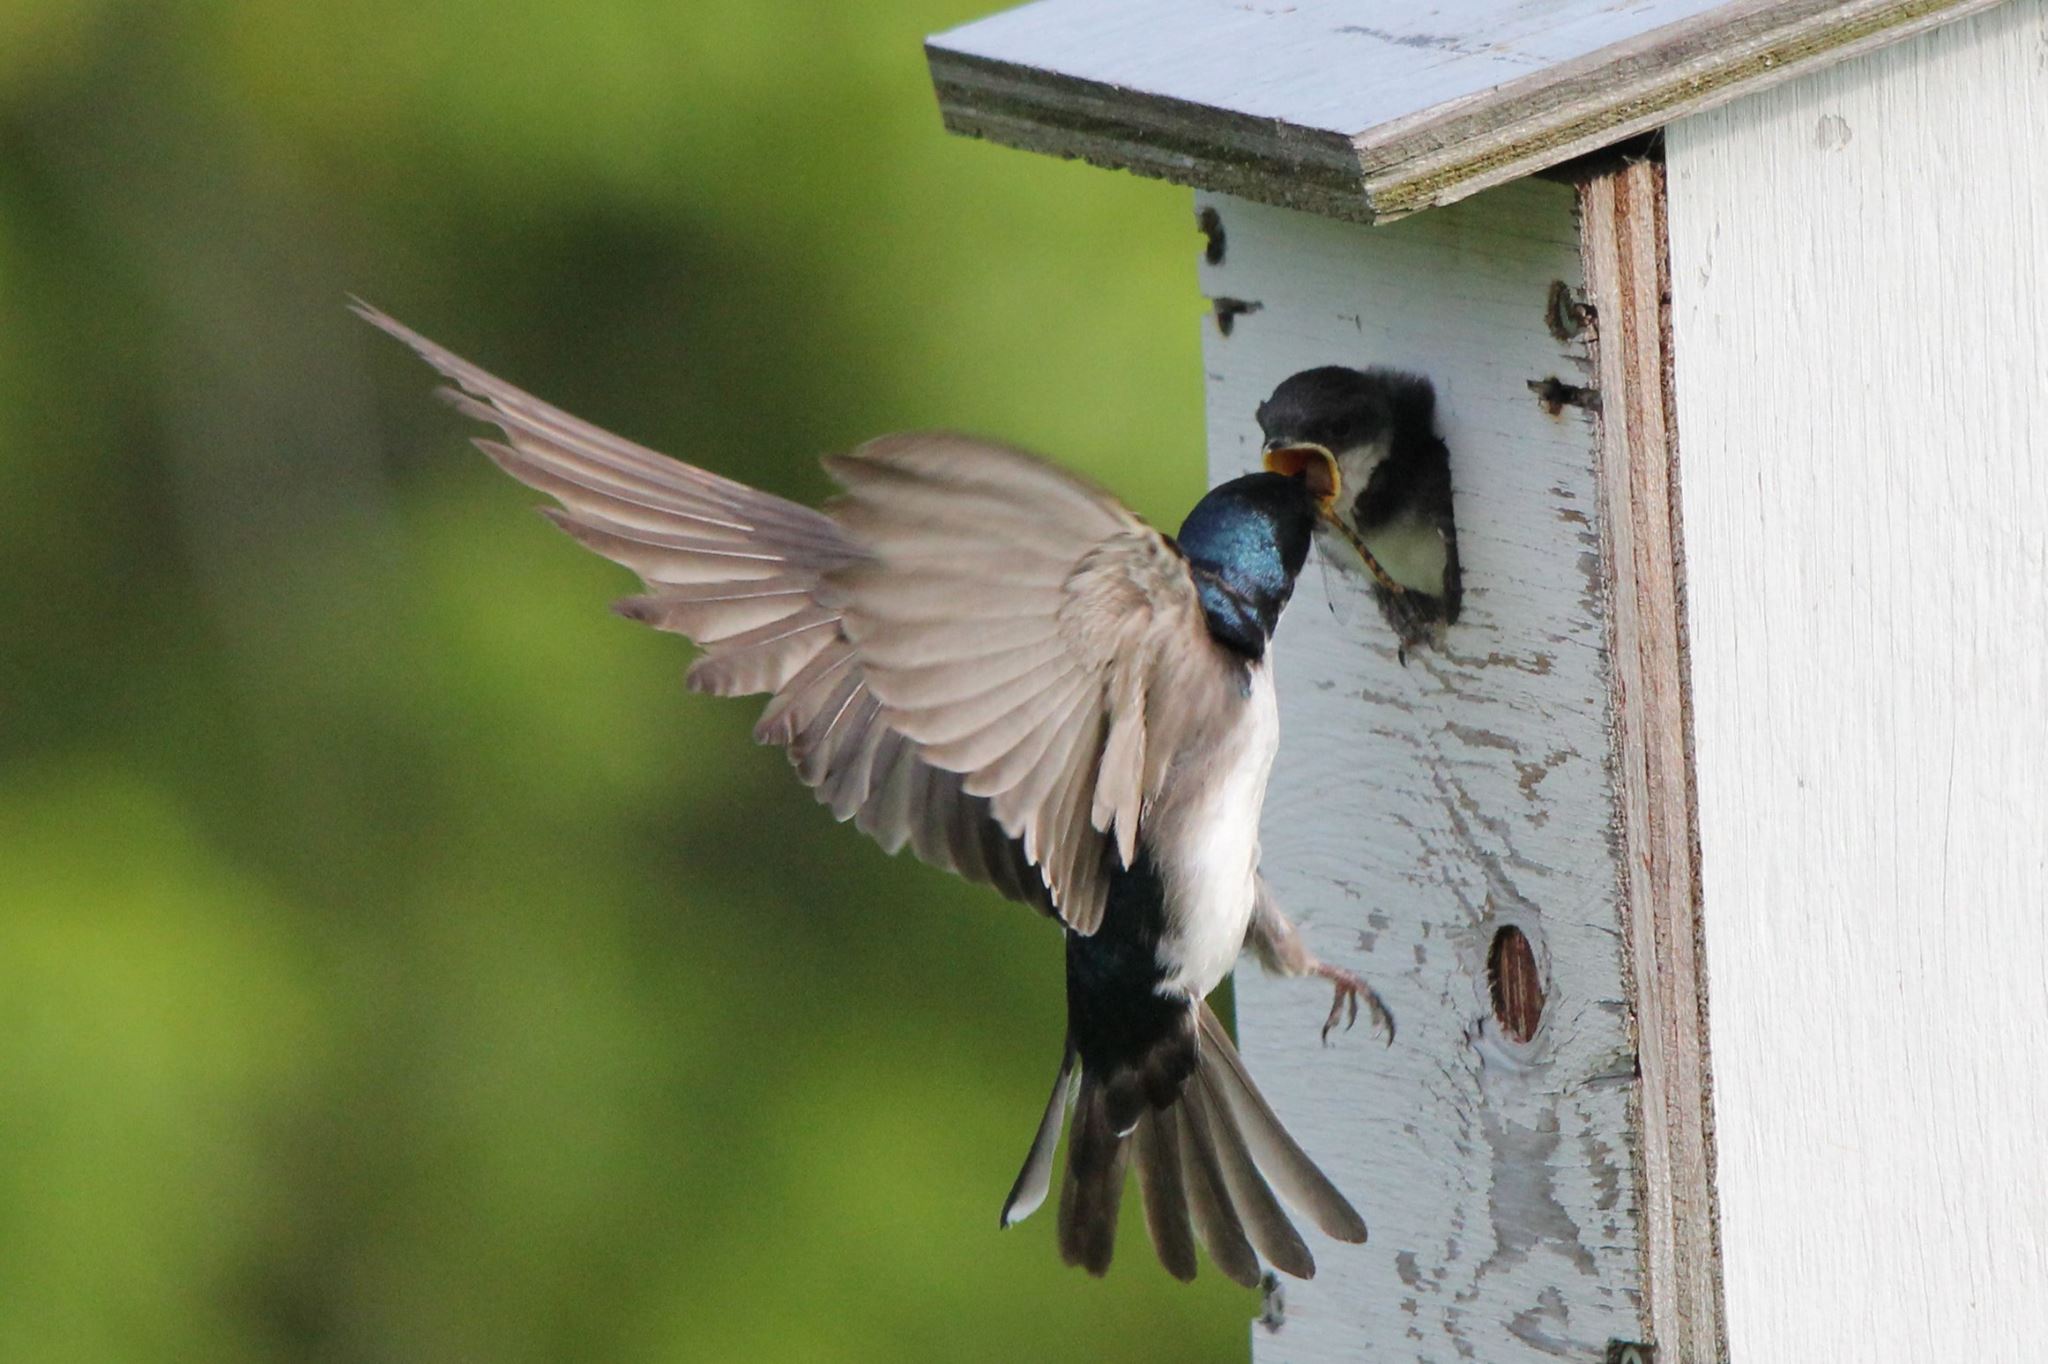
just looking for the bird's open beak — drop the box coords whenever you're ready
[1262,440,1340,509]
[1261,442,1407,596]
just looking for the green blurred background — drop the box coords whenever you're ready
[0,1,1245,1359]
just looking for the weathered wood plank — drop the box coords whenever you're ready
[1580,155,1725,1364]
[1200,181,1651,1360]
[929,0,2008,224]
[1666,2,2048,1356]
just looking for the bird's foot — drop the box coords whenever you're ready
[1315,963,1395,1047]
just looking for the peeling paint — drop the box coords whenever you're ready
[1478,1101,1600,1279]
[1515,748,1575,798]
[1448,721,1521,753]
[1583,1129,1625,1213]
[1508,1286,1576,1355]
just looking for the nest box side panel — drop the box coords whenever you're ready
[1668,2,2048,1357]
[1200,180,1651,1361]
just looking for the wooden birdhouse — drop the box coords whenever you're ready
[926,3,2047,1359]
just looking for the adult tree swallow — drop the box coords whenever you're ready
[1257,367,1461,656]
[357,305,1391,1286]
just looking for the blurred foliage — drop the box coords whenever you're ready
[0,0,1252,1360]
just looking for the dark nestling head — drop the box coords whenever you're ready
[1256,365,1439,457]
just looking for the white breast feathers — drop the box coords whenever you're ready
[1150,662,1280,999]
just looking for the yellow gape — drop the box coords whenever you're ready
[1261,443,1406,597]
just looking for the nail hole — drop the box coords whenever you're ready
[1543,278,1593,342]
[1527,375,1600,414]
[1211,296,1262,336]
[1196,205,1227,265]
[1487,925,1544,1042]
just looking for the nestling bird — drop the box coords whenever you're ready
[1257,367,1461,656]
[357,305,1392,1287]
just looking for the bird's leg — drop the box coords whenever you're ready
[1244,875,1395,1046]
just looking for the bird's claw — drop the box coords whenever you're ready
[1316,964,1395,1047]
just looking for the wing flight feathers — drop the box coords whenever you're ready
[359,305,1231,932]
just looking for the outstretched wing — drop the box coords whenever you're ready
[823,437,1225,933]
[359,305,1229,933]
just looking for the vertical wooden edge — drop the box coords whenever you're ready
[1577,157,1728,1364]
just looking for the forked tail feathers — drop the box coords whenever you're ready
[1000,1002,1366,1284]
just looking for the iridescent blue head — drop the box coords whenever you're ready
[1175,470,1322,659]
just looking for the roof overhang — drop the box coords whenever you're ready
[928,0,2007,223]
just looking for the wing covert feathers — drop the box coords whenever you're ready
[828,438,1216,933]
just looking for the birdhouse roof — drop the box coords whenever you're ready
[927,0,2005,223]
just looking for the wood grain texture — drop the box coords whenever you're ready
[929,0,2007,224]
[1580,157,1725,1364]
[1667,2,2048,1357]
[1200,182,1650,1359]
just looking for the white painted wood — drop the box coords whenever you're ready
[929,0,2005,223]
[1200,183,1651,1359]
[1667,3,2048,1358]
